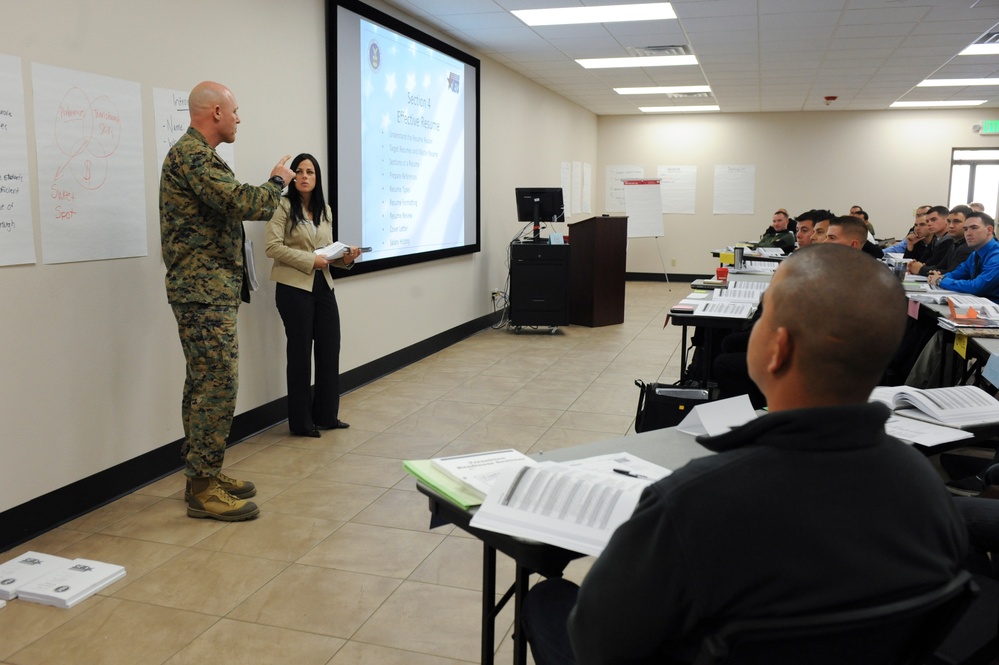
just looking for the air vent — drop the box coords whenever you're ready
[666,92,712,99]
[626,45,692,58]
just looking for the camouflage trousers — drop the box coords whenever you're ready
[171,303,239,478]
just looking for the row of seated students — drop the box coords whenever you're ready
[520,242,997,663]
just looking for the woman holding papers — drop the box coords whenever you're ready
[265,153,360,437]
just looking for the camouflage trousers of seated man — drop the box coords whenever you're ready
[171,303,239,479]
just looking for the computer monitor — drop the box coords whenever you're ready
[515,187,564,241]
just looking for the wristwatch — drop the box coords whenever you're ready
[268,175,285,188]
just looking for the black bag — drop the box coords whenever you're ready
[634,380,710,433]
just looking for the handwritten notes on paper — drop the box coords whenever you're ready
[0,54,36,266]
[32,63,146,264]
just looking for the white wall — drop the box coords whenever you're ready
[599,111,999,275]
[0,0,598,513]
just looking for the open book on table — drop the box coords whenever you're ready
[469,453,671,557]
[870,385,999,428]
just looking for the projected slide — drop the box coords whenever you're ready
[360,18,465,259]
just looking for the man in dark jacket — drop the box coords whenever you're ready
[521,245,968,665]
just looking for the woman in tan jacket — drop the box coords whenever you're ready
[265,153,360,437]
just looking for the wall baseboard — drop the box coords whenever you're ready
[0,311,501,554]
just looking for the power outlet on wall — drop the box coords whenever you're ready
[671,258,677,267]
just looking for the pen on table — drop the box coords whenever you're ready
[613,468,650,480]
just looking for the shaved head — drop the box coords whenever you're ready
[190,82,227,113]
[749,244,907,406]
[187,81,239,146]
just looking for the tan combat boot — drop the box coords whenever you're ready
[185,472,256,501]
[187,477,260,522]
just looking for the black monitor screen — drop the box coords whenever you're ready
[515,188,564,224]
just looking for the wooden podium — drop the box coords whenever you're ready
[568,216,627,327]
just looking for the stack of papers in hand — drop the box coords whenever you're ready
[0,551,71,600]
[469,453,671,557]
[870,385,999,428]
[16,558,126,608]
[314,241,350,260]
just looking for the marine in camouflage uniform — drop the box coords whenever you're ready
[160,126,282,487]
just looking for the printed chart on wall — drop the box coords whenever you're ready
[32,64,146,264]
[0,54,36,266]
[657,165,697,215]
[153,88,235,174]
[713,165,756,215]
[606,165,644,212]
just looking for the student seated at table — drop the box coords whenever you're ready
[755,209,795,254]
[825,215,884,259]
[927,211,999,298]
[521,245,967,665]
[907,205,973,277]
[885,208,930,258]
[910,205,953,273]
[791,208,834,250]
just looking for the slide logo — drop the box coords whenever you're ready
[447,73,460,93]
[368,40,381,71]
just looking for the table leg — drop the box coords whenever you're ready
[513,564,531,665]
[482,543,497,665]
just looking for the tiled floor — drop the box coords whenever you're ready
[0,281,691,665]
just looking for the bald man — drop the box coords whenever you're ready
[522,245,966,665]
[161,81,294,521]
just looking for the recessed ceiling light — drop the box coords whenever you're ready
[512,3,675,27]
[917,78,999,87]
[960,44,999,56]
[615,85,712,95]
[577,55,697,69]
[890,100,986,108]
[639,105,720,113]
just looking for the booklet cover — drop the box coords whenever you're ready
[0,551,72,600]
[430,449,536,499]
[17,558,126,609]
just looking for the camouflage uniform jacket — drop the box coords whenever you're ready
[160,127,282,305]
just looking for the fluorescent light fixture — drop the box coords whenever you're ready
[890,100,986,108]
[513,3,675,27]
[578,55,697,69]
[639,105,720,113]
[917,78,999,87]
[961,44,999,56]
[615,85,711,95]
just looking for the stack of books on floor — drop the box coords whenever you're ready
[0,550,125,608]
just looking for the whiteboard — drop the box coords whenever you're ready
[624,179,664,238]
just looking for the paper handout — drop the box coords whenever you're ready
[676,394,757,437]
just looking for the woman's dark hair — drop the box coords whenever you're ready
[286,153,329,225]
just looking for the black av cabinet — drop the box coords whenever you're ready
[509,242,570,331]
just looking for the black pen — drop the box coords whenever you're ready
[613,468,650,480]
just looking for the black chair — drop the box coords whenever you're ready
[693,570,978,665]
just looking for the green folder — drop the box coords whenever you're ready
[402,459,483,509]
